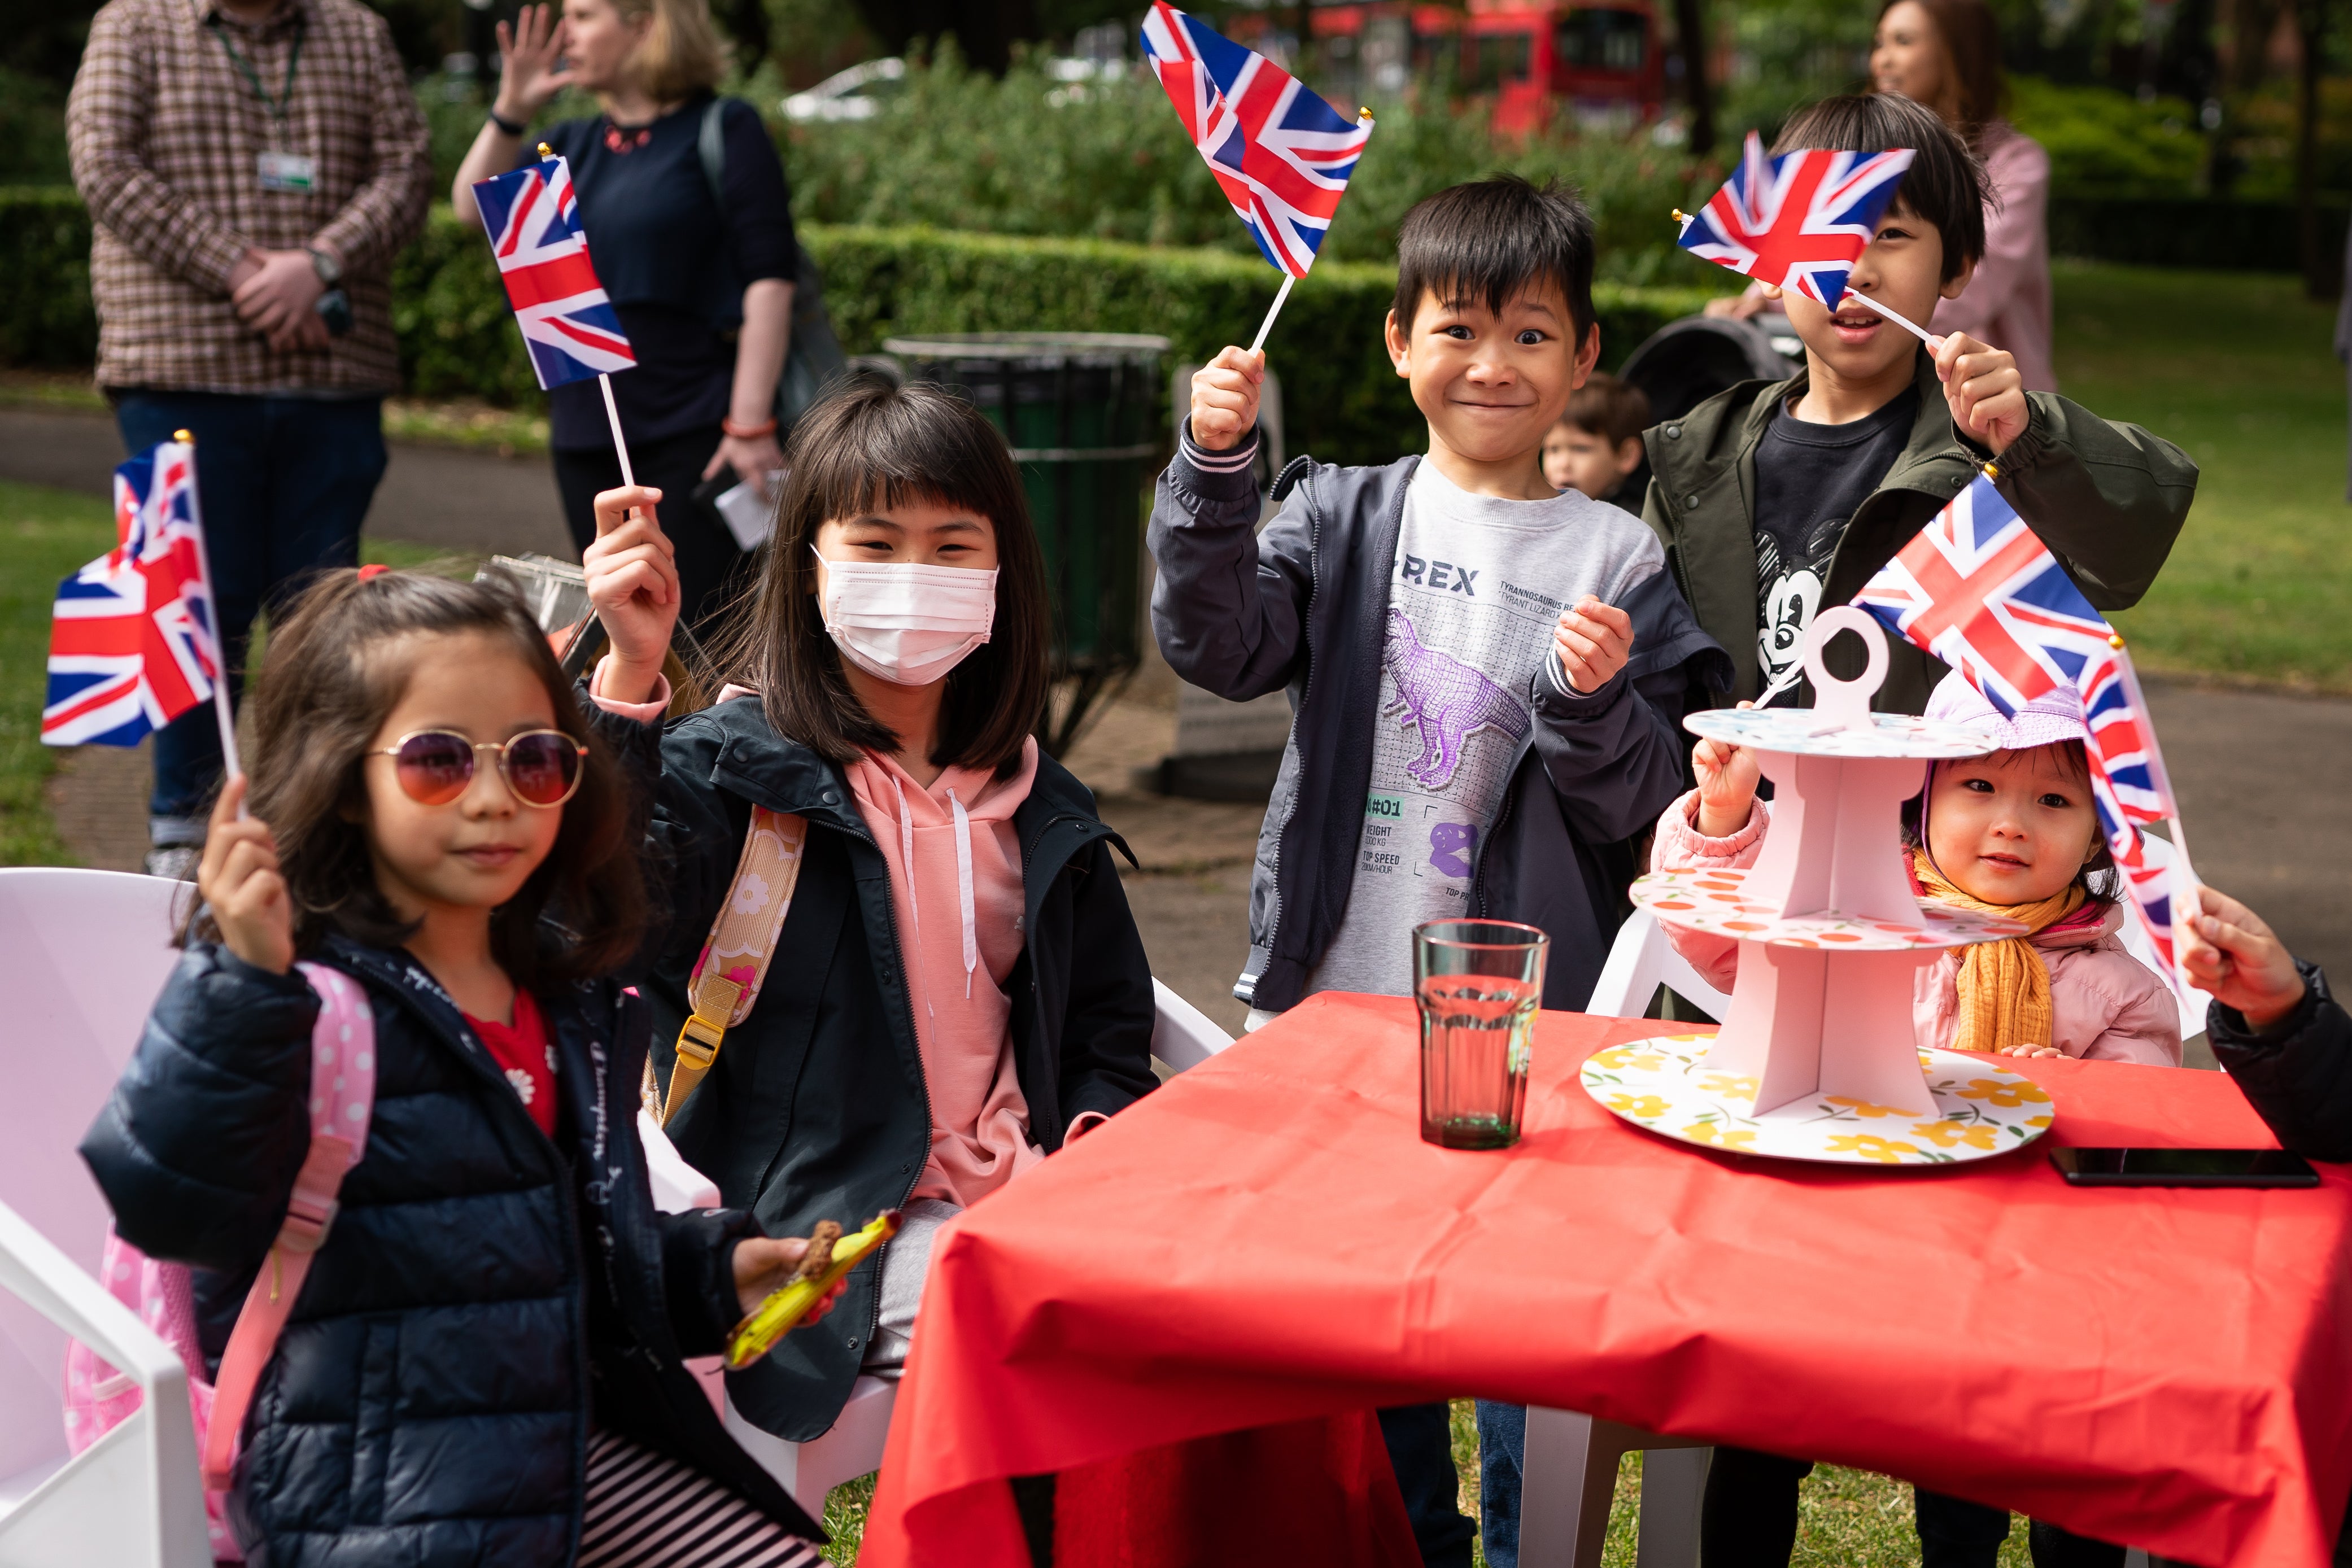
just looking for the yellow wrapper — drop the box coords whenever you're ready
[726,1209,903,1369]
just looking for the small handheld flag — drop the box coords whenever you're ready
[1676,131,1932,342]
[1855,473,2197,980]
[471,148,640,483]
[45,437,232,766]
[1140,1,1373,350]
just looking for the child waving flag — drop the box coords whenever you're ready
[1139,1,1373,349]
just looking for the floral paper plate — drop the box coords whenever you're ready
[1632,867,2027,950]
[1581,1034,2054,1167]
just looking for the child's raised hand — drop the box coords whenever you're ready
[731,1235,848,1322]
[198,777,294,975]
[1691,712,1760,840]
[2181,885,2307,1032]
[581,485,678,705]
[1932,331,2027,457]
[1554,596,1633,694]
[1189,346,1264,454]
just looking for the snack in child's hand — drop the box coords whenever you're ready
[726,1210,902,1369]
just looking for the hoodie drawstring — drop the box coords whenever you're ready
[891,775,932,1018]
[948,788,978,999]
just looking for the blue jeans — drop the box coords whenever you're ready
[114,392,383,829]
[1475,1399,1525,1567]
[1378,1402,1475,1568]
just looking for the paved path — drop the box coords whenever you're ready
[0,404,570,556]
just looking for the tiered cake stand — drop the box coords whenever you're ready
[1582,608,2058,1167]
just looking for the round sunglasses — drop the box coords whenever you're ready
[368,729,588,809]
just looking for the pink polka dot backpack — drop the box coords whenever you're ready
[63,962,377,1560]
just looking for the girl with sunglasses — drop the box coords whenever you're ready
[580,377,1158,1451]
[82,567,846,1567]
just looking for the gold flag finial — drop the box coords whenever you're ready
[1671,208,1687,224]
[1980,461,1999,481]
[2108,632,2126,649]
[172,429,194,443]
[538,141,555,158]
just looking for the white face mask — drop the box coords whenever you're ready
[814,548,999,687]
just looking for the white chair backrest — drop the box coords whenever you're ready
[1150,979,1236,1075]
[0,870,184,1495]
[1586,907,1733,1021]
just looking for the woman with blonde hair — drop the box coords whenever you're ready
[452,0,797,629]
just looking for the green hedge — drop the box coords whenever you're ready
[10,191,1714,467]
[2050,189,2351,276]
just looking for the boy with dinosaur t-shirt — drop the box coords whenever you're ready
[1149,174,1730,1568]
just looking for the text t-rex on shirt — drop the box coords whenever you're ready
[1304,460,1674,999]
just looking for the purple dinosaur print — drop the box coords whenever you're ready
[1380,608,1531,789]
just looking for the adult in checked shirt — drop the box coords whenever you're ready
[67,0,430,879]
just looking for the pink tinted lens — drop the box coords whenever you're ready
[392,732,474,804]
[504,732,581,806]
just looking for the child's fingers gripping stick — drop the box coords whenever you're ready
[2181,885,2307,1030]
[1553,596,1634,693]
[582,484,680,704]
[1188,346,1265,455]
[1933,332,2027,457]
[200,779,295,975]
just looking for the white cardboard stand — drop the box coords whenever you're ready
[1629,609,2032,1123]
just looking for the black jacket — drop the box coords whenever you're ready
[2208,962,2352,1163]
[601,696,1159,1443]
[80,937,821,1567]
[1147,441,1733,1014]
[1642,347,2198,715]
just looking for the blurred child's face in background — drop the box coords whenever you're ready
[1924,744,2100,906]
[1543,422,1644,499]
[357,632,565,922]
[1386,282,1598,468]
[1769,201,1972,388]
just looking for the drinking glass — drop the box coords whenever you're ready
[1414,919,1547,1150]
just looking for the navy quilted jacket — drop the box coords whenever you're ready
[80,935,822,1566]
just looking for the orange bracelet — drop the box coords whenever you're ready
[722,416,779,440]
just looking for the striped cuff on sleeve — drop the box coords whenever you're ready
[1179,422,1261,476]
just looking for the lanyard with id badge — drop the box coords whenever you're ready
[207,10,312,192]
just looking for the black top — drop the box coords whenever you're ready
[536,94,796,451]
[1750,385,1919,701]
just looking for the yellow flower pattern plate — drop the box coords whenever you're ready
[1581,1034,2055,1167]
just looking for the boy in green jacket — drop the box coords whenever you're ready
[1660,91,2199,1568]
[1645,91,2197,720]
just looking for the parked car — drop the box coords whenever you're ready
[782,56,907,123]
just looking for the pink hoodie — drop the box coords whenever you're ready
[1648,789,2182,1067]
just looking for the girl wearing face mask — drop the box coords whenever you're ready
[577,377,1158,1446]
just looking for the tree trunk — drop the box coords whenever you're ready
[1673,0,1714,153]
[2296,0,2328,296]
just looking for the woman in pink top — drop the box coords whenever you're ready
[1873,0,2058,392]
[580,377,1158,1443]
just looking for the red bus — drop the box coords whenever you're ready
[1230,1,1666,136]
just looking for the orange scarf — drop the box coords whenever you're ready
[1911,851,2086,1055]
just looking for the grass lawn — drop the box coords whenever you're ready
[2057,261,2352,689]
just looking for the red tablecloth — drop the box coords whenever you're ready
[859,995,2352,1567]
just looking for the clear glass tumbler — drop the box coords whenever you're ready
[1414,919,1548,1150]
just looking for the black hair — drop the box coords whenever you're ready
[704,375,1050,778]
[190,569,646,989]
[1391,174,1597,344]
[1772,92,1989,282]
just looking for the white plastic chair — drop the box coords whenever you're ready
[0,867,206,1563]
[1584,905,1733,1023]
[718,979,1240,1513]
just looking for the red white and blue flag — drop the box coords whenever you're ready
[1856,474,2192,975]
[1677,130,1917,311]
[469,152,636,391]
[1139,1,1372,278]
[43,439,223,748]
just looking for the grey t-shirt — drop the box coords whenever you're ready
[1303,462,1674,999]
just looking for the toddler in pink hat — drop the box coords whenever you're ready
[1650,671,2182,1065]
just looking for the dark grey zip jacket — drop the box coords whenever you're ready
[593,696,1158,1442]
[1644,347,2199,715]
[1148,435,1732,1016]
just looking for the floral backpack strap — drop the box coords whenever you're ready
[645,805,808,1128]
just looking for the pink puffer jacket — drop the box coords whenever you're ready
[1648,790,2183,1067]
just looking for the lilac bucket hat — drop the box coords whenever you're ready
[1923,669,2093,752]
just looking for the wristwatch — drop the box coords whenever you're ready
[306,246,342,287]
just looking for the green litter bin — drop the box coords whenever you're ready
[883,332,1170,755]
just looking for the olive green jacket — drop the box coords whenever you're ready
[1640,348,2199,715]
